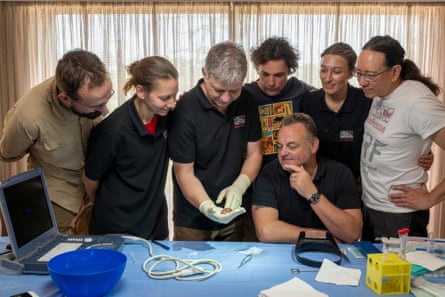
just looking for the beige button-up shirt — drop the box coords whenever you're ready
[0,77,97,213]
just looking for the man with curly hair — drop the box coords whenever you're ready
[245,37,314,167]
[243,37,314,241]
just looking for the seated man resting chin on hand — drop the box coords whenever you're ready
[252,113,362,244]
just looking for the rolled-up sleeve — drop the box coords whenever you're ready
[0,106,37,161]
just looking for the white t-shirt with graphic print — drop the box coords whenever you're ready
[361,80,445,213]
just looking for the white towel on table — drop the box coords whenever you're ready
[259,277,328,297]
[315,258,361,286]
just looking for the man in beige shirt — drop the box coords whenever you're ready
[0,49,113,233]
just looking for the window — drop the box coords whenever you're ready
[1,1,445,237]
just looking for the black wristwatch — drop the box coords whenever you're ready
[308,192,320,204]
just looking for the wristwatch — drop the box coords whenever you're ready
[308,192,320,204]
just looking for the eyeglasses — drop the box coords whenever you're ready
[354,68,390,82]
[70,89,114,109]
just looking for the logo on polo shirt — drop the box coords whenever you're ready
[233,115,246,128]
[339,130,353,142]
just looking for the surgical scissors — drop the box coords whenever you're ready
[290,268,318,274]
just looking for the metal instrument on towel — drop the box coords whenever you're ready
[238,254,252,268]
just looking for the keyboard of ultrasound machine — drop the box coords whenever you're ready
[32,234,124,262]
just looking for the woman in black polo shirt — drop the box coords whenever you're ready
[83,56,178,240]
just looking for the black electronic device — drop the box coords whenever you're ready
[294,231,345,267]
[0,169,124,274]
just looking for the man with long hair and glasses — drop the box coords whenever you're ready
[0,49,112,234]
[357,35,445,241]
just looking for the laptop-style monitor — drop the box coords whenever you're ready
[0,168,123,274]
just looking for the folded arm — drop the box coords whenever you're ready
[285,164,361,243]
[310,195,362,243]
[0,113,36,161]
[252,205,324,243]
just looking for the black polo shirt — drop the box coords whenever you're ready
[253,157,360,230]
[168,79,261,230]
[244,77,314,167]
[85,96,168,239]
[300,85,371,179]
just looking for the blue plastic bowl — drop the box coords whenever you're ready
[48,248,127,297]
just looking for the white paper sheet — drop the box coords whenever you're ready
[259,277,328,297]
[406,251,445,271]
[315,258,361,286]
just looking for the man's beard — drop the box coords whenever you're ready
[71,107,102,119]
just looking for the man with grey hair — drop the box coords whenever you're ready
[168,41,262,241]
